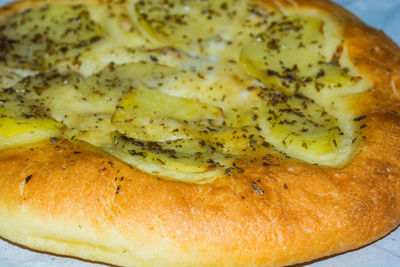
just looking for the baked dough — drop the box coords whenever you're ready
[0,0,399,266]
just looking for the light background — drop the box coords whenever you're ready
[0,0,399,266]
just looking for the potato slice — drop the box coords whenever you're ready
[135,0,241,47]
[112,88,224,141]
[0,97,63,149]
[107,132,232,182]
[0,4,104,70]
[88,60,176,89]
[258,90,352,165]
[0,116,63,149]
[240,15,368,97]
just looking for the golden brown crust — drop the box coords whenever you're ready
[0,0,399,266]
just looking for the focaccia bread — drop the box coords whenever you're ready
[0,0,399,266]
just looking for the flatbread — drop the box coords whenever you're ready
[0,0,399,266]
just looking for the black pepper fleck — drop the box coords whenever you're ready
[353,115,366,121]
[252,182,264,195]
[25,175,32,183]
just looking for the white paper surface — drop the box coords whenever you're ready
[0,0,399,266]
